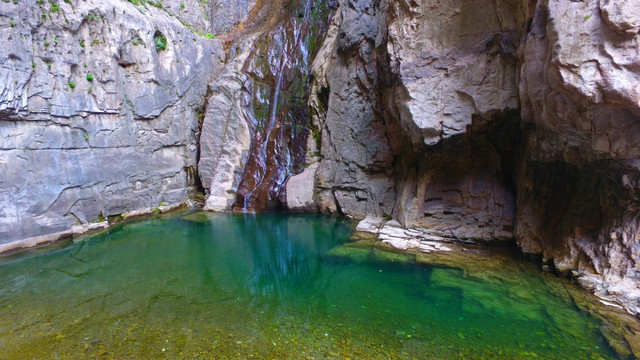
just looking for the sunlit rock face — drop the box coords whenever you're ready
[0,0,226,242]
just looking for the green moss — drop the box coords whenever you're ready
[68,81,76,89]
[86,73,94,82]
[154,31,167,51]
[10,21,15,27]
[131,36,144,46]
[50,1,59,12]
[203,33,215,39]
[79,39,85,47]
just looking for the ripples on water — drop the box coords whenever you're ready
[0,212,622,359]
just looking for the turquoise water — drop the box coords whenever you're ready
[0,212,622,359]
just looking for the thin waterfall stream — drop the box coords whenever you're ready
[231,0,332,212]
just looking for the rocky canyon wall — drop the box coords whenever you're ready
[297,0,640,314]
[0,0,238,245]
[304,0,528,242]
[517,0,640,314]
[2,0,640,317]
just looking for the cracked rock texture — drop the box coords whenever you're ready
[305,0,640,316]
[310,0,525,241]
[0,0,225,242]
[517,0,640,315]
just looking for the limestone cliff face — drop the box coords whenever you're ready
[306,0,526,241]
[300,0,640,314]
[517,0,640,314]
[0,0,229,243]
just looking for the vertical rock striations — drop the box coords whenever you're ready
[198,0,335,212]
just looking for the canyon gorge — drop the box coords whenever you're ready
[2,0,640,328]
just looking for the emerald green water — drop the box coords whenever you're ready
[0,212,621,359]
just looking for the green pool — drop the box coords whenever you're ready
[0,212,624,359]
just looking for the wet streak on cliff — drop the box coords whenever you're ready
[232,0,336,212]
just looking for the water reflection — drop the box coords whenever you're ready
[0,212,624,359]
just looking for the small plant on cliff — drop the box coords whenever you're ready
[50,1,59,12]
[10,21,15,27]
[43,39,50,46]
[79,39,85,47]
[154,31,167,51]
[68,81,76,89]
[203,33,215,39]
[179,1,184,10]
[86,73,94,82]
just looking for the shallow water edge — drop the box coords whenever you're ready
[1,210,640,359]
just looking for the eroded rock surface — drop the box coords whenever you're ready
[0,0,224,242]
[309,0,524,242]
[517,0,640,315]
[305,0,640,316]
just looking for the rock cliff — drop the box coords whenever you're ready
[2,0,640,319]
[0,0,229,244]
[299,0,640,315]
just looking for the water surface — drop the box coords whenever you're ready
[0,212,621,359]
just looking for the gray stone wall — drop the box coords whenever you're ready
[0,0,225,242]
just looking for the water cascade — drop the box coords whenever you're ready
[230,0,335,212]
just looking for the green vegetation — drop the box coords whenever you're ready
[91,39,100,46]
[43,39,50,46]
[153,31,167,51]
[131,36,143,46]
[179,1,184,10]
[68,81,75,89]
[10,22,15,27]
[83,132,89,142]
[53,36,58,45]
[88,86,92,94]
[203,33,215,39]
[86,74,94,82]
[79,39,85,47]
[31,61,36,69]
[584,14,592,20]
[87,12,98,20]
[50,1,59,12]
